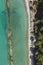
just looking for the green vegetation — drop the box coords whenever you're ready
[30,0,43,65]
[30,1,32,4]
[33,0,43,65]
[30,1,37,12]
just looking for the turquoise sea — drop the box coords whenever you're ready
[0,0,28,65]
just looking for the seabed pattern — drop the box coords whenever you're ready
[0,0,28,65]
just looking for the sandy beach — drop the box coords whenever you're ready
[24,0,32,65]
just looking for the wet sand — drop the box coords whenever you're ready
[24,0,32,65]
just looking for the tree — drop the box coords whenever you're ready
[34,0,43,65]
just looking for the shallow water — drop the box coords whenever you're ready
[0,0,28,65]
[0,0,9,65]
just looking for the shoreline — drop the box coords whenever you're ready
[24,0,31,65]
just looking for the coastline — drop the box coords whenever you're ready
[24,0,31,65]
